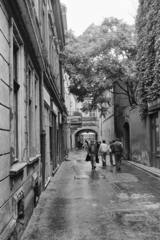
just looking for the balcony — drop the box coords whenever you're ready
[148,98,160,112]
[82,117,97,121]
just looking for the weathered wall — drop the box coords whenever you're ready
[0,0,66,238]
[0,1,42,239]
[99,90,115,143]
[130,107,150,166]
[0,1,12,236]
[114,82,129,140]
[0,0,10,178]
[102,114,115,144]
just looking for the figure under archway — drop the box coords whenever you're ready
[123,122,130,159]
[75,130,97,149]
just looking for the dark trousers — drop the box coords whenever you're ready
[101,153,107,166]
[115,153,122,170]
[110,153,112,165]
[91,154,96,169]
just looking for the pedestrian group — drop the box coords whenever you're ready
[85,138,123,171]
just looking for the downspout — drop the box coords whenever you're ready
[40,71,46,191]
[101,117,102,140]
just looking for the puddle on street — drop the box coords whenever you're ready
[110,210,157,226]
[76,158,84,162]
[117,193,155,201]
[74,175,89,179]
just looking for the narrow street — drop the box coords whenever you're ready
[22,150,160,240]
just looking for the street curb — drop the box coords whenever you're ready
[45,176,52,189]
[126,161,160,178]
[52,165,59,177]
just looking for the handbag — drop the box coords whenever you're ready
[85,153,91,162]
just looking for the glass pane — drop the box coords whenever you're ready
[156,125,160,155]
[14,92,18,158]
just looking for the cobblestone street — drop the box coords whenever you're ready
[21,150,160,240]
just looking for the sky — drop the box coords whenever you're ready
[60,0,139,36]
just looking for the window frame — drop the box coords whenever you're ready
[11,19,23,164]
[27,63,34,158]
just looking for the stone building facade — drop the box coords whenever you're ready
[0,0,67,239]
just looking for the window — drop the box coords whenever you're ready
[42,9,46,44]
[89,111,96,117]
[35,76,39,153]
[49,35,52,64]
[52,45,55,71]
[13,44,20,159]
[156,116,160,155]
[27,67,40,158]
[57,129,59,157]
[17,199,24,220]
[11,20,23,164]
[50,126,52,162]
[28,68,33,157]
[151,114,160,156]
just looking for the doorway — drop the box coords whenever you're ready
[150,113,160,168]
[123,122,130,159]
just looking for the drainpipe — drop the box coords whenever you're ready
[40,71,46,191]
[101,116,102,140]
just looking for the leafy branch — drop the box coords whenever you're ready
[64,18,138,114]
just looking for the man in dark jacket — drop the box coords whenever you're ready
[112,138,123,171]
[88,140,96,170]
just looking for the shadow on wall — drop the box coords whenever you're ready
[132,148,150,166]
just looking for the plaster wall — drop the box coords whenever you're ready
[0,0,10,174]
[0,0,66,238]
[0,2,12,235]
[130,107,150,166]
[100,91,115,143]
[114,82,129,139]
[102,115,115,144]
[0,1,42,239]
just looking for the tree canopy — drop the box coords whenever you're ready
[64,17,138,115]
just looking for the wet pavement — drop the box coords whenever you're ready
[21,150,160,240]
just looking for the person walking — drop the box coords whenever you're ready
[98,140,108,167]
[88,140,97,170]
[110,140,116,166]
[95,141,100,164]
[108,141,113,165]
[84,140,89,151]
[97,141,101,150]
[112,138,123,171]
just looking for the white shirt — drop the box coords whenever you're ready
[99,143,108,153]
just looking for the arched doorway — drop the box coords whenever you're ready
[123,122,130,159]
[75,129,98,149]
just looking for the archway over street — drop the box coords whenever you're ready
[73,127,98,149]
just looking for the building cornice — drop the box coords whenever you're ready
[8,0,66,113]
[51,0,65,51]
